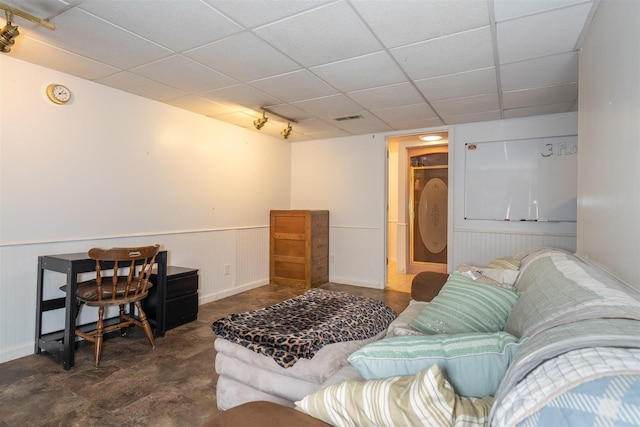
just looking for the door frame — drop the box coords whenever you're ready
[394,127,453,275]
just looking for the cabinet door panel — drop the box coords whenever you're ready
[274,239,306,257]
[274,215,306,234]
[274,261,306,281]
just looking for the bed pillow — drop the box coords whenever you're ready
[347,332,520,397]
[409,272,519,335]
[486,257,521,271]
[295,364,494,427]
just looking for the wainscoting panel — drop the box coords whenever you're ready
[452,230,577,267]
[235,227,270,293]
[329,225,384,289]
[0,227,271,364]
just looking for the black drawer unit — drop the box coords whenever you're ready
[144,266,199,331]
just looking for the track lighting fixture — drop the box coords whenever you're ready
[0,11,18,53]
[253,112,268,130]
[281,122,292,139]
[0,3,55,54]
[253,107,298,139]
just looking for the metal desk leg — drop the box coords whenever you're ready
[35,257,45,355]
[62,266,77,370]
[155,252,168,337]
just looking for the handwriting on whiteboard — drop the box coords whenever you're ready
[541,141,578,158]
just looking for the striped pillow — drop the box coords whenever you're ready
[295,365,493,427]
[486,257,521,270]
[348,332,520,397]
[410,272,519,334]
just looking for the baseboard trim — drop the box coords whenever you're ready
[199,279,270,305]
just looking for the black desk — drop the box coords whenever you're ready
[35,250,167,370]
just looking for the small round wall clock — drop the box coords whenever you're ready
[46,83,72,105]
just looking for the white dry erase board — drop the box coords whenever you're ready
[464,135,578,222]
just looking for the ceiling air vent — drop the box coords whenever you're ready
[334,115,363,122]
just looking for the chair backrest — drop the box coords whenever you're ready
[87,245,160,302]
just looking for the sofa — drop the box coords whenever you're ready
[208,248,640,426]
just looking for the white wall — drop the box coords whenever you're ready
[0,56,291,363]
[451,113,579,267]
[577,0,640,290]
[290,113,579,290]
[291,134,387,288]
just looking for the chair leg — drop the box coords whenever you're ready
[94,306,105,368]
[135,301,155,348]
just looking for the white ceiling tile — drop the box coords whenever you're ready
[0,0,599,135]
[259,104,315,122]
[255,2,382,67]
[493,0,587,22]
[185,32,301,82]
[391,26,494,80]
[501,52,578,91]
[503,102,575,119]
[503,83,578,109]
[415,67,497,102]
[98,72,188,101]
[372,103,439,123]
[9,36,120,80]
[0,0,66,20]
[248,70,338,103]
[310,52,407,92]
[352,0,489,48]
[201,85,281,110]
[292,94,365,119]
[131,55,236,92]
[385,116,445,131]
[296,118,349,134]
[431,93,500,117]
[331,112,394,134]
[31,7,172,69]
[441,110,502,124]
[205,0,331,29]
[347,83,424,110]
[497,3,594,63]
[79,0,242,52]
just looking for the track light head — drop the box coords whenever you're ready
[0,11,19,53]
[253,112,268,130]
[281,122,292,139]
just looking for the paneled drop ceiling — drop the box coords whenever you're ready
[1,0,598,141]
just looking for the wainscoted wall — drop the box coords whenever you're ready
[0,226,270,364]
[451,230,577,268]
[329,225,384,288]
[0,57,290,364]
[290,134,388,289]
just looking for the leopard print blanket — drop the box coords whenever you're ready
[211,288,397,368]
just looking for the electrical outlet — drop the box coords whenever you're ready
[330,254,335,263]
[224,264,230,275]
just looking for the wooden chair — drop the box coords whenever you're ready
[74,245,159,367]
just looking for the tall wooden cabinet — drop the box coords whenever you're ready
[270,210,329,287]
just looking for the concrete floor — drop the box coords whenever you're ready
[0,283,411,427]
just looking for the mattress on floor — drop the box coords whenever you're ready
[216,375,295,410]
[214,331,385,410]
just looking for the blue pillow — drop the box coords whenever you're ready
[348,332,520,397]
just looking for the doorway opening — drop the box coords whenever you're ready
[408,147,448,274]
[387,131,449,291]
